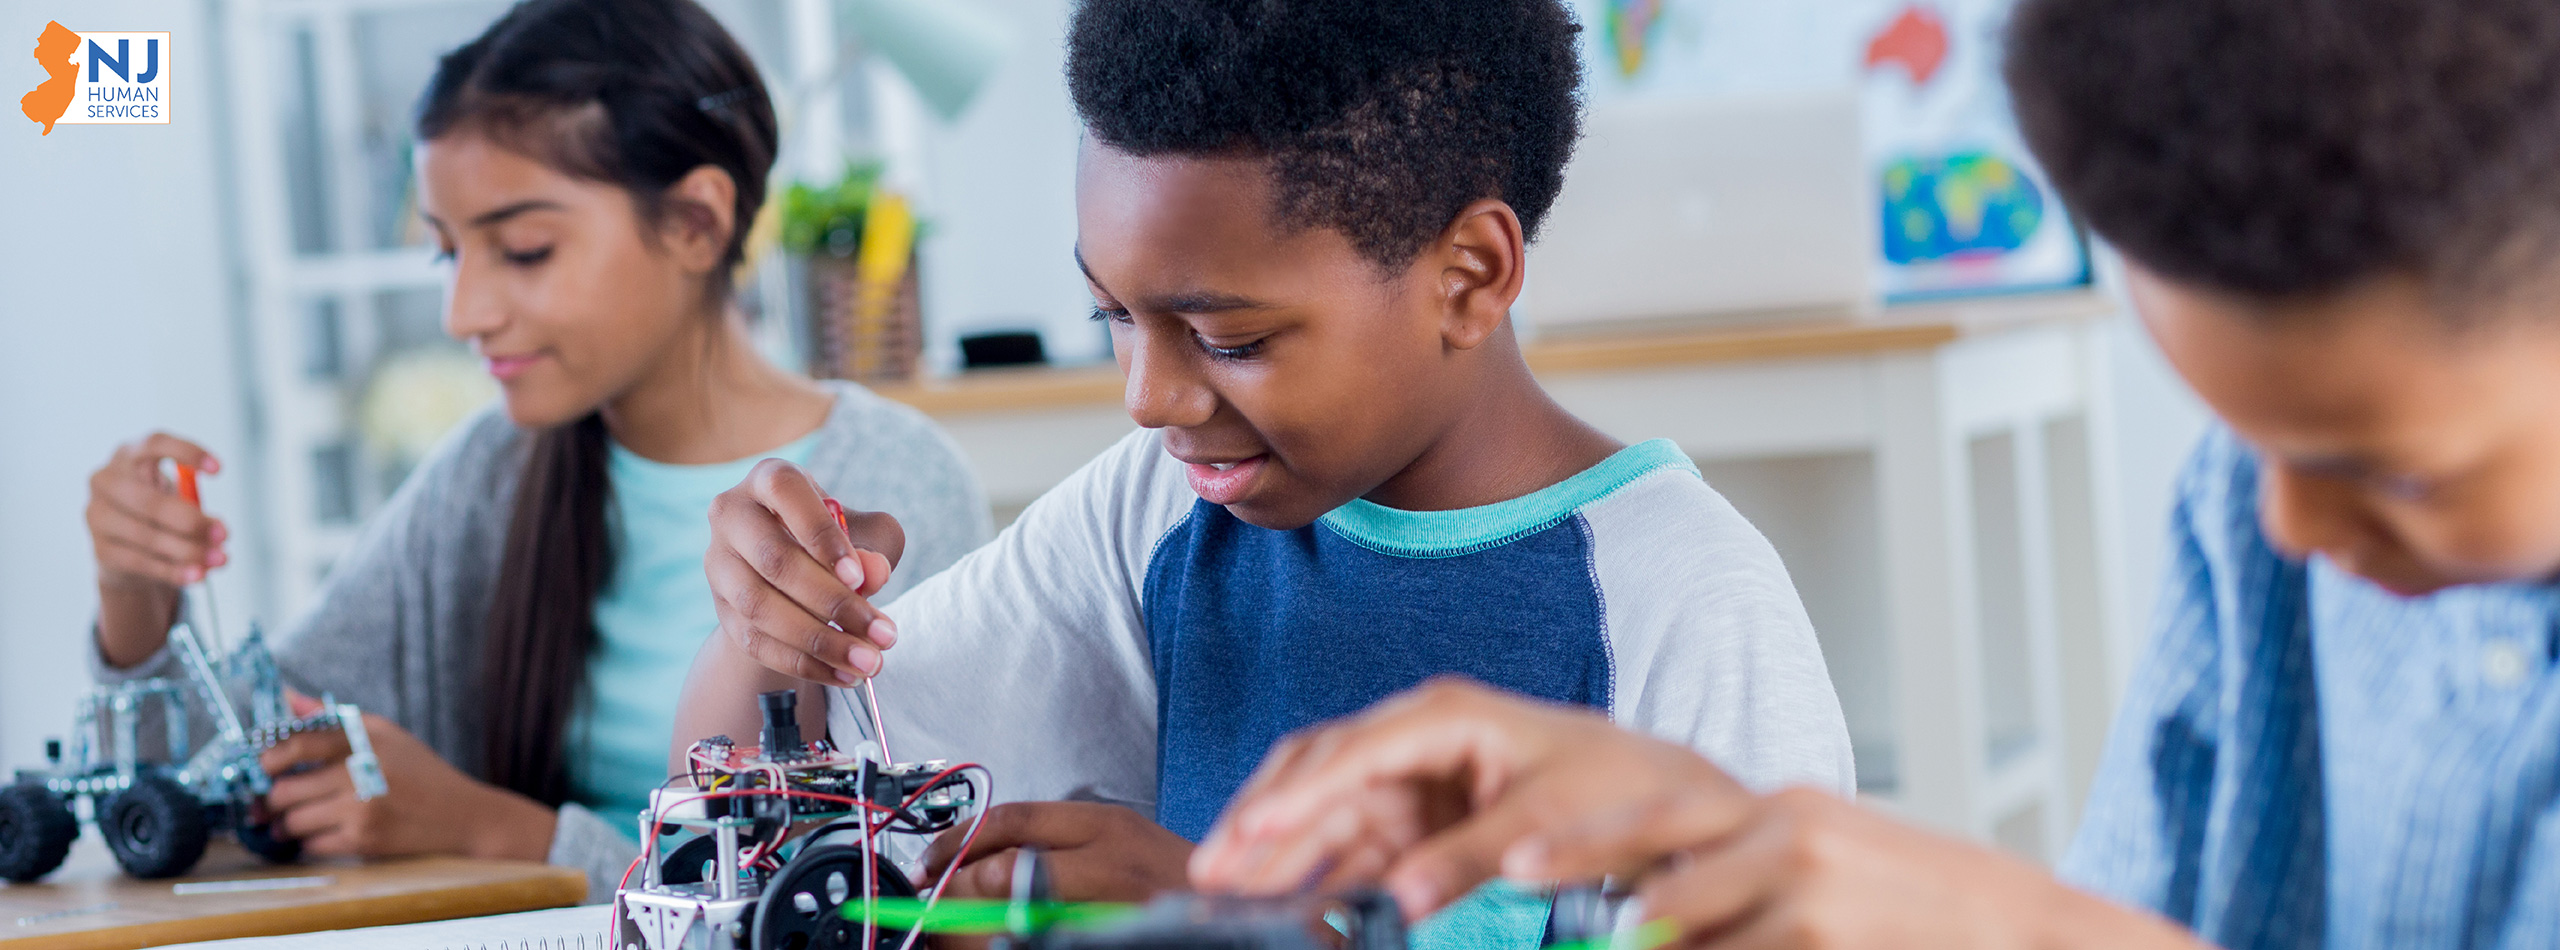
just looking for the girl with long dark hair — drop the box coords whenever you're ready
[79,0,986,898]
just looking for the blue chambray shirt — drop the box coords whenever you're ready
[2062,428,2560,949]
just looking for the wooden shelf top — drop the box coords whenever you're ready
[2,837,587,950]
[873,291,2111,417]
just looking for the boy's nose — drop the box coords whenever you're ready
[1121,332,1217,429]
[2256,459,2361,563]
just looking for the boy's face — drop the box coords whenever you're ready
[2134,266,2560,596]
[1074,140,1477,530]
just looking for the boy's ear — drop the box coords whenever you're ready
[660,164,741,275]
[1432,199,1527,350]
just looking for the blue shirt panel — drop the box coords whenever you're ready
[1142,500,1611,842]
[2062,427,2560,950]
[571,434,819,838]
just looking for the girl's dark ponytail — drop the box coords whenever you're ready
[417,0,778,803]
[481,414,611,804]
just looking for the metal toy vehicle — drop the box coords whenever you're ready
[0,621,386,882]
[614,688,988,950]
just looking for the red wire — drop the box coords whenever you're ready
[634,786,906,893]
[617,853,644,893]
[894,765,992,950]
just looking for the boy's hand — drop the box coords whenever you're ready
[258,712,556,861]
[1192,677,1721,914]
[1506,785,2203,950]
[923,802,1193,903]
[706,458,907,686]
[1192,680,2206,950]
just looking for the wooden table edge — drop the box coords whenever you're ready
[1,869,588,950]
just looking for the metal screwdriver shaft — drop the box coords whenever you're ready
[174,464,224,656]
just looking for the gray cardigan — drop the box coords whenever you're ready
[92,381,991,901]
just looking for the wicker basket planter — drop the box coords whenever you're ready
[803,250,922,384]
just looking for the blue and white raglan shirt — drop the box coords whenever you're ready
[831,428,1852,947]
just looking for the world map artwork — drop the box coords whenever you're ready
[1573,0,2092,299]
[1604,0,1665,79]
[1880,151,2046,265]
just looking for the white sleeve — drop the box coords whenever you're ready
[827,427,1195,816]
[1584,470,1856,795]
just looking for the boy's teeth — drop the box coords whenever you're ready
[1210,462,1236,471]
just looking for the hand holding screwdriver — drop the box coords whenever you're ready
[86,432,229,668]
[702,458,905,685]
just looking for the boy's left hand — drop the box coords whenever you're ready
[922,802,1193,902]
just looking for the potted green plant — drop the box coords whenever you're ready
[781,161,923,383]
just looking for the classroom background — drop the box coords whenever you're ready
[0,0,2211,864]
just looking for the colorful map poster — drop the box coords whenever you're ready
[1573,0,2090,302]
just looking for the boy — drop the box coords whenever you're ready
[1190,0,2560,946]
[675,0,1852,944]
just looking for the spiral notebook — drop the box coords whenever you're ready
[157,905,609,950]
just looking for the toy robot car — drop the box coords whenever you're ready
[0,621,385,882]
[614,689,986,950]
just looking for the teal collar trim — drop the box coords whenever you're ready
[1316,438,1697,559]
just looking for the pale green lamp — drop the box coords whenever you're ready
[837,0,1017,121]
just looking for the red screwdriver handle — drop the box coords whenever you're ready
[175,464,202,507]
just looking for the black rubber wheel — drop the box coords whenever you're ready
[100,775,209,879]
[659,835,720,885]
[0,783,78,883]
[235,820,302,864]
[752,843,916,950]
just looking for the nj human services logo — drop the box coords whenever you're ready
[19,21,169,135]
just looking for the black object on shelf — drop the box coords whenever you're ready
[960,330,1047,368]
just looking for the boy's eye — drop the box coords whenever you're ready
[1089,305,1133,325]
[1195,334,1266,361]
[501,246,553,266]
[431,245,456,265]
[2372,472,2435,502]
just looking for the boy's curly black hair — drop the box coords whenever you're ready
[1066,0,1584,270]
[2006,0,2560,306]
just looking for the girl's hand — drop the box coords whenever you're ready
[258,711,556,860]
[86,432,228,667]
[705,458,906,686]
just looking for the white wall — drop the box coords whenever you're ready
[910,0,1102,369]
[0,0,260,771]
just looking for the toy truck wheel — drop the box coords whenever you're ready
[0,783,78,882]
[100,776,210,879]
[235,820,302,864]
